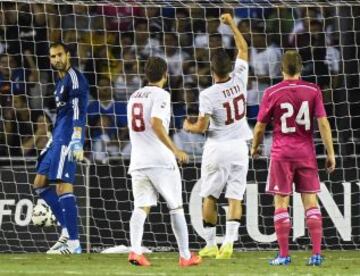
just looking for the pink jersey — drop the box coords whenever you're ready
[257,79,327,161]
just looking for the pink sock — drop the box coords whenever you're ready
[274,208,291,257]
[306,207,322,255]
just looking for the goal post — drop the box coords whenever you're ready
[0,0,359,253]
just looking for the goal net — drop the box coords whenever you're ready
[0,0,359,253]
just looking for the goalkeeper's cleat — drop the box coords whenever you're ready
[128,252,151,266]
[47,244,82,255]
[216,243,233,259]
[307,254,324,266]
[269,255,291,266]
[46,234,69,253]
[199,245,218,258]
[179,253,202,267]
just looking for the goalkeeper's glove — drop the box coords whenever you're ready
[68,128,84,162]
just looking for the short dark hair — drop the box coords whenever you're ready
[210,49,232,78]
[144,57,167,83]
[49,42,70,54]
[281,50,302,76]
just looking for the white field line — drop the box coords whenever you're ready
[0,271,168,276]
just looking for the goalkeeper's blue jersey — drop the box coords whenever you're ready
[52,67,89,145]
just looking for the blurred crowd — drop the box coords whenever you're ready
[0,2,355,162]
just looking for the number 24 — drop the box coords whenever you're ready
[280,101,310,133]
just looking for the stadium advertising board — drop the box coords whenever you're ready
[0,157,359,252]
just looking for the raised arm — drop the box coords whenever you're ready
[220,13,248,61]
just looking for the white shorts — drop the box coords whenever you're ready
[131,167,183,210]
[200,139,249,200]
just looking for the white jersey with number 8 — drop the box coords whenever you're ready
[127,86,177,173]
[199,58,253,142]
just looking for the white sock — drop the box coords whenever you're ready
[203,226,217,247]
[170,208,191,260]
[223,221,240,245]
[61,228,69,238]
[67,239,80,249]
[130,208,147,255]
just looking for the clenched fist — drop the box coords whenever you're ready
[220,13,234,26]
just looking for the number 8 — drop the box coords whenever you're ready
[131,103,145,132]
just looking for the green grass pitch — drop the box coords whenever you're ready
[0,251,359,275]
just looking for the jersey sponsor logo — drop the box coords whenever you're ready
[56,100,66,108]
[55,95,66,108]
[65,173,70,178]
[160,102,166,108]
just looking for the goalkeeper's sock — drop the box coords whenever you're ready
[61,227,69,238]
[306,207,322,255]
[203,221,216,247]
[35,186,66,227]
[223,220,240,244]
[59,193,79,241]
[274,208,291,257]
[170,208,191,260]
[130,208,147,255]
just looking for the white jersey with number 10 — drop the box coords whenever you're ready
[199,58,253,142]
[127,86,177,173]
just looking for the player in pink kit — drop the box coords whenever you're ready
[251,51,335,266]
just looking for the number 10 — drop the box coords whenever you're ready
[223,94,245,125]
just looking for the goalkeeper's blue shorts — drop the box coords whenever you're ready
[37,142,77,184]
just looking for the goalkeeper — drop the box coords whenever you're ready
[33,42,89,254]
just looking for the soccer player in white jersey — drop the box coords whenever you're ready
[127,57,201,267]
[183,14,251,259]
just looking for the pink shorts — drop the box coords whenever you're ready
[266,159,320,195]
